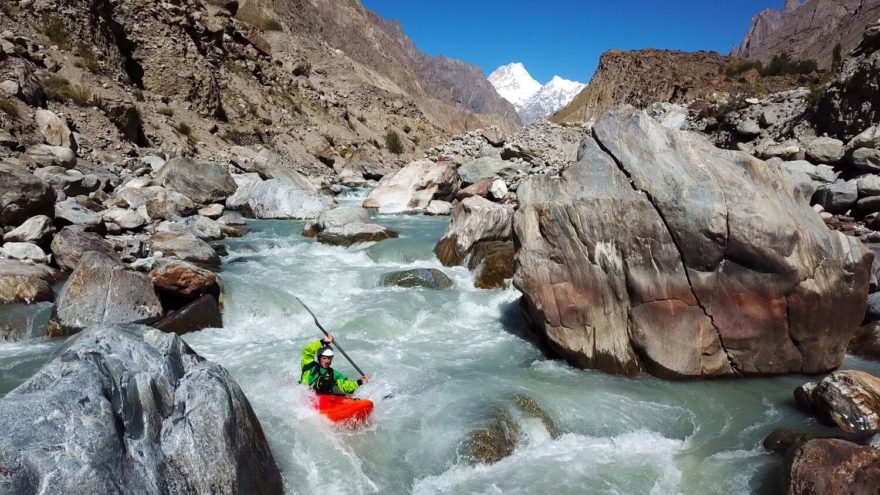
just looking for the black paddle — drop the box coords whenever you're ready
[294,296,367,377]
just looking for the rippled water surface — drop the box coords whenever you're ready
[2,196,879,494]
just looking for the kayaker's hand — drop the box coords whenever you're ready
[324,334,334,344]
[360,375,369,383]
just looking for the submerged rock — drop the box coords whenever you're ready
[380,268,453,289]
[0,324,283,494]
[462,406,521,465]
[514,106,872,378]
[513,394,560,439]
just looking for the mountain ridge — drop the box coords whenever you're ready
[488,63,584,123]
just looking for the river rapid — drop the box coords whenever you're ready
[2,193,879,495]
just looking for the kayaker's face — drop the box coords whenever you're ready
[320,356,332,368]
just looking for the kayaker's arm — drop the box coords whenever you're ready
[333,370,361,394]
[300,339,327,372]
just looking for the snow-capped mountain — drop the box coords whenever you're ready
[488,63,585,123]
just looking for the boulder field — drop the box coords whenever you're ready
[514,106,872,378]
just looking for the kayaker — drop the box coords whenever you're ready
[300,334,369,395]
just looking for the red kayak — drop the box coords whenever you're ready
[314,394,374,423]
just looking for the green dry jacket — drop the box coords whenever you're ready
[300,339,360,395]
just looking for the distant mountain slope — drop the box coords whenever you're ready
[275,0,520,131]
[489,63,584,123]
[737,0,880,68]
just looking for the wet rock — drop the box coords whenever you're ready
[150,259,221,302]
[48,251,163,337]
[795,371,880,433]
[363,159,459,213]
[0,324,282,493]
[35,109,76,150]
[317,223,398,246]
[379,268,453,289]
[147,231,220,269]
[852,148,880,173]
[435,196,514,266]
[785,439,880,495]
[103,207,146,230]
[806,137,845,164]
[302,207,371,238]
[849,322,880,359]
[25,144,77,168]
[814,179,859,214]
[0,162,55,227]
[3,214,55,246]
[514,107,872,378]
[0,242,48,264]
[156,157,237,204]
[462,406,521,465]
[468,241,515,290]
[50,226,118,271]
[153,294,223,334]
[513,394,560,439]
[227,178,334,219]
[0,260,58,305]
[425,200,452,216]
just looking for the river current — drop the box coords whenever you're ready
[2,193,878,494]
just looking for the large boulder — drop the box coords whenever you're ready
[784,438,880,495]
[147,231,220,269]
[794,370,880,433]
[434,196,514,266]
[363,159,460,213]
[302,207,372,237]
[227,179,334,219]
[0,162,55,227]
[50,226,118,271]
[0,260,58,305]
[316,224,398,247]
[48,251,163,337]
[457,156,524,185]
[54,198,105,232]
[850,322,880,359]
[25,145,77,169]
[34,167,99,197]
[814,179,859,214]
[156,157,237,204]
[153,294,223,335]
[514,107,873,378]
[805,137,845,164]
[852,148,880,173]
[150,259,221,302]
[0,324,282,494]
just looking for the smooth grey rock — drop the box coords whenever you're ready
[806,137,845,163]
[35,166,98,197]
[815,180,859,214]
[303,207,371,237]
[147,231,220,269]
[379,268,453,289]
[0,242,48,264]
[0,324,282,493]
[3,214,55,246]
[157,216,223,241]
[54,198,104,230]
[103,207,146,230]
[50,226,118,271]
[48,251,163,337]
[777,161,837,185]
[0,162,54,227]
[25,144,76,168]
[852,148,880,173]
[198,204,224,219]
[425,200,453,216]
[123,176,153,188]
[434,196,514,266]
[156,157,237,204]
[736,119,762,137]
[858,175,880,197]
[848,126,880,150]
[227,179,335,219]
[514,107,871,378]
[458,156,523,184]
[141,155,166,172]
[759,109,778,127]
[363,159,459,213]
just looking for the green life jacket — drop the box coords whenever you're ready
[302,362,342,395]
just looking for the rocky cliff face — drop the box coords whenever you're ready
[737,0,880,69]
[552,49,800,124]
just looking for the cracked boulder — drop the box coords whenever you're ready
[0,324,282,494]
[514,106,873,378]
[363,159,460,213]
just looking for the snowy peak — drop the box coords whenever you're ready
[488,63,542,108]
[489,63,585,123]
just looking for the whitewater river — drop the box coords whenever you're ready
[2,193,879,494]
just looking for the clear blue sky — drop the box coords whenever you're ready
[361,0,782,84]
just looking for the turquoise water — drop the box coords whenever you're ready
[2,197,879,494]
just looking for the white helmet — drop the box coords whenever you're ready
[317,346,334,359]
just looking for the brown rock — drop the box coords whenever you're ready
[0,260,59,305]
[50,226,118,271]
[434,196,513,266]
[797,370,880,433]
[456,178,493,200]
[785,439,880,495]
[152,294,222,335]
[469,241,515,290]
[150,260,221,302]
